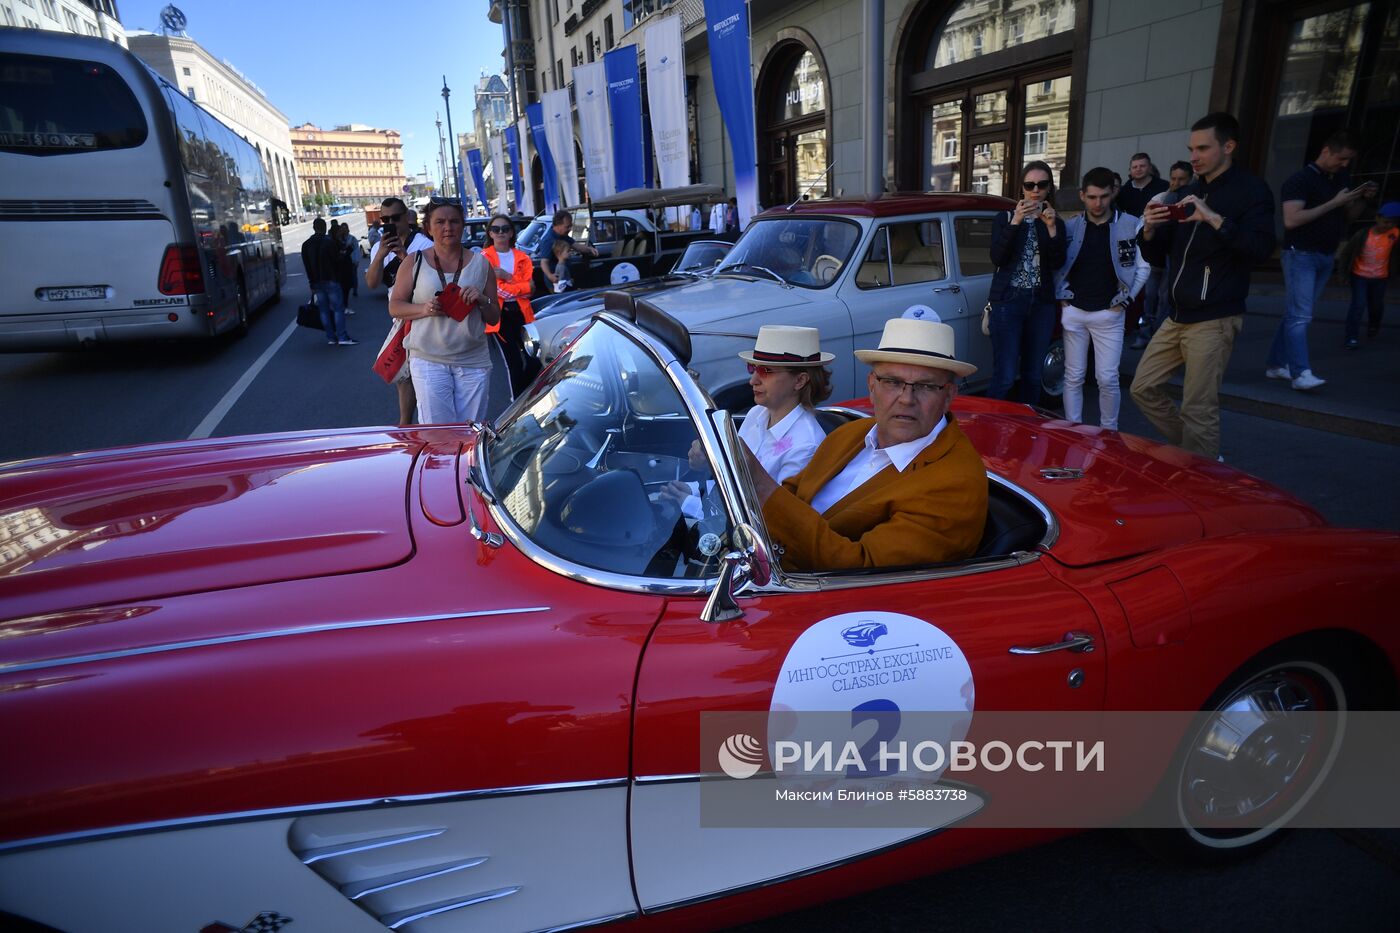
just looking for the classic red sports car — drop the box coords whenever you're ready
[2,297,1397,933]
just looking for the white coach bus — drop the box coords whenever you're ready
[0,29,287,350]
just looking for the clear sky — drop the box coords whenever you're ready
[119,0,507,189]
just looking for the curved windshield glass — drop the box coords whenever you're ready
[515,218,548,252]
[485,321,734,580]
[717,217,860,288]
[676,240,732,273]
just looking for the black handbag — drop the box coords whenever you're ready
[296,301,321,329]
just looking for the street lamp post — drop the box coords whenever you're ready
[442,77,468,208]
[435,113,448,197]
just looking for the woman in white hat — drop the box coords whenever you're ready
[737,324,834,482]
[663,325,833,522]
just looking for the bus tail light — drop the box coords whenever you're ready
[158,244,205,295]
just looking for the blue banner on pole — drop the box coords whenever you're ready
[466,149,488,213]
[705,0,758,226]
[505,125,524,209]
[527,102,560,213]
[604,46,644,191]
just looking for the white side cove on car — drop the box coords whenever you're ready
[0,788,635,932]
[629,780,984,911]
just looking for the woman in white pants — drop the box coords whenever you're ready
[389,199,500,423]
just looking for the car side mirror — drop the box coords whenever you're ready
[700,523,771,623]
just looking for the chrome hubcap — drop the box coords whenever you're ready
[1179,663,1344,846]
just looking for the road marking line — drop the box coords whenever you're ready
[189,318,300,440]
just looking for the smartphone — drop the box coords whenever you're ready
[1165,202,1189,221]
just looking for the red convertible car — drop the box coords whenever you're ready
[1,297,1397,933]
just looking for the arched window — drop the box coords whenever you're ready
[756,38,831,207]
[897,0,1081,197]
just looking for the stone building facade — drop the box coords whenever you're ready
[127,31,300,216]
[493,0,1396,213]
[291,124,406,208]
[0,0,125,45]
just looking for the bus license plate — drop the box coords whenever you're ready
[40,286,106,301]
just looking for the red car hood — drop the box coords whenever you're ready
[0,429,421,623]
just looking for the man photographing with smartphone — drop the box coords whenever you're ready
[366,197,433,424]
[1131,112,1275,462]
[1263,130,1376,391]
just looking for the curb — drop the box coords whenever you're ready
[1159,383,1400,446]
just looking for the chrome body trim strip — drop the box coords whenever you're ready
[0,606,552,676]
[632,773,707,786]
[299,828,446,865]
[532,910,640,933]
[0,778,628,854]
[341,857,487,900]
[383,886,521,929]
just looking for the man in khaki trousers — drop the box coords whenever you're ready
[1132,112,1275,460]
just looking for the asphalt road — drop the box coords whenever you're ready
[2,221,1398,929]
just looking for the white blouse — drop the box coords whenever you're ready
[738,403,825,483]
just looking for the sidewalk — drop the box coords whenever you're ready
[1120,289,1400,446]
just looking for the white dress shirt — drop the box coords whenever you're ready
[808,418,947,515]
[739,404,825,483]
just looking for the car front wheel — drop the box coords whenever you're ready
[1133,651,1349,863]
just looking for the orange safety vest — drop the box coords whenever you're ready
[482,245,535,333]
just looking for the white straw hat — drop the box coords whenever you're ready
[738,325,835,367]
[854,318,977,377]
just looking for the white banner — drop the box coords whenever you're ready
[543,88,580,209]
[573,61,615,200]
[645,15,690,195]
[488,134,509,215]
[516,115,537,217]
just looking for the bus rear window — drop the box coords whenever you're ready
[0,54,147,155]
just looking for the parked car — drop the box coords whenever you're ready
[529,193,1066,411]
[527,237,735,323]
[0,298,1396,933]
[518,185,737,293]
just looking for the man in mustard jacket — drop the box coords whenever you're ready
[748,318,988,572]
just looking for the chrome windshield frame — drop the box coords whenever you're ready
[479,313,1060,598]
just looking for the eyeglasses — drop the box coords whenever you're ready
[489,225,513,233]
[746,363,784,377]
[1022,180,1052,191]
[873,374,950,399]
[381,213,405,224]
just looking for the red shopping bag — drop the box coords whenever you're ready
[373,318,411,384]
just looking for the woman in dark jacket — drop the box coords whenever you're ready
[987,160,1066,402]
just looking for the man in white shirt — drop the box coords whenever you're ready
[747,318,988,571]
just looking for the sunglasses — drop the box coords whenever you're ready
[489,225,513,233]
[1022,180,1052,191]
[381,213,405,223]
[746,363,786,377]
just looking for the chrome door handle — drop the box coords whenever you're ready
[932,284,961,293]
[1009,631,1096,655]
